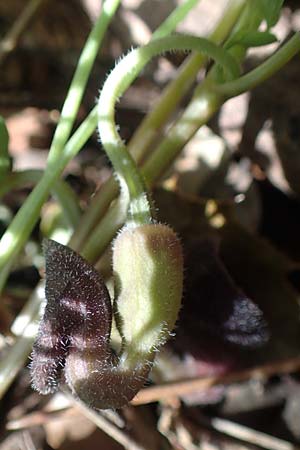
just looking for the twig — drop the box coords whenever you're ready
[64,392,147,450]
[180,408,298,450]
[131,356,300,405]
[208,417,300,450]
[8,394,145,450]
[0,0,44,65]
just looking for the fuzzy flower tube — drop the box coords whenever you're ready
[30,33,240,409]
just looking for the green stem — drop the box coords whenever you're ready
[0,334,36,399]
[71,0,246,251]
[143,80,221,183]
[98,34,239,225]
[84,82,220,263]
[217,32,300,98]
[0,1,120,293]
[0,286,44,400]
[0,109,98,292]
[81,195,128,262]
[51,179,82,229]
[0,0,43,66]
[47,0,121,166]
[82,2,286,263]
[139,3,267,186]
[69,179,119,251]
[152,0,200,39]
[0,116,10,176]
[0,170,81,228]
[129,0,246,162]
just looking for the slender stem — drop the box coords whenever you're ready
[138,3,267,185]
[0,0,120,293]
[152,0,200,39]
[81,2,282,262]
[143,80,221,183]
[0,336,35,398]
[98,34,239,225]
[0,0,43,66]
[83,83,220,262]
[71,0,247,251]
[0,116,9,176]
[0,170,81,228]
[0,109,97,292]
[51,179,82,229]
[217,32,300,98]
[129,0,246,162]
[81,195,128,262]
[47,0,121,166]
[69,180,120,251]
[0,285,44,399]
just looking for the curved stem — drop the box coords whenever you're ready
[129,0,246,163]
[83,82,220,263]
[71,1,247,250]
[217,33,300,98]
[98,34,240,225]
[81,4,267,262]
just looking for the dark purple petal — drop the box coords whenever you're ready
[30,239,112,395]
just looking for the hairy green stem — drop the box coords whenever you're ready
[83,84,220,264]
[98,34,239,226]
[139,2,266,186]
[82,2,291,262]
[70,0,247,251]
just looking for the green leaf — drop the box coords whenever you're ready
[0,117,10,177]
[225,30,277,50]
[259,0,285,28]
[235,31,278,47]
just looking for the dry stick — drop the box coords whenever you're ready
[131,356,300,405]
[180,411,298,450]
[7,399,148,450]
[7,409,71,431]
[208,417,300,450]
[7,404,124,430]
[0,0,44,65]
[68,397,147,450]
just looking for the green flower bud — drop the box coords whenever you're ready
[113,223,183,370]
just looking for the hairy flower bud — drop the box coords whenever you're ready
[113,223,183,369]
